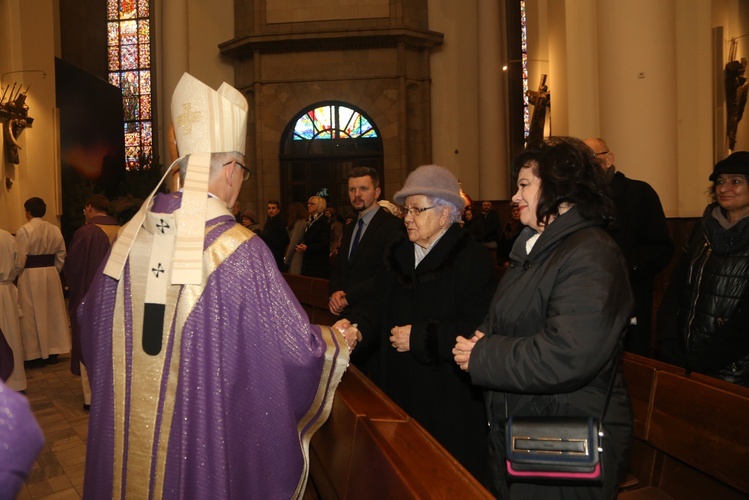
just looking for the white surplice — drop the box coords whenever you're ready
[15,218,70,360]
[0,229,26,390]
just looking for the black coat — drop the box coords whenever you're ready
[470,207,634,499]
[347,224,497,481]
[259,213,289,271]
[608,170,673,355]
[300,215,330,278]
[479,210,500,243]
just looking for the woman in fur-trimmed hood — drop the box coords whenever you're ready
[342,165,497,485]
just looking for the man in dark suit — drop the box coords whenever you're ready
[584,137,674,356]
[259,200,289,271]
[329,167,404,317]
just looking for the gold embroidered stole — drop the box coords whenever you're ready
[110,222,251,499]
[292,325,349,499]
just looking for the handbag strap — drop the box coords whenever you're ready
[504,343,622,421]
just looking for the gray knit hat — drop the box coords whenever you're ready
[393,165,464,210]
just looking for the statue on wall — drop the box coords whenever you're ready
[526,74,550,144]
[0,83,35,164]
[725,38,748,152]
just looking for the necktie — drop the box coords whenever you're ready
[349,218,364,261]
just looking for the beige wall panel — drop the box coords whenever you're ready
[266,0,389,24]
[427,0,480,197]
[0,0,59,232]
[158,0,234,167]
[260,49,398,82]
[675,0,713,217]
[597,0,679,216]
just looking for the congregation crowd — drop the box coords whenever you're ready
[2,73,748,499]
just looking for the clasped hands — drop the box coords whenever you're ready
[329,290,348,316]
[452,330,485,371]
[333,319,362,353]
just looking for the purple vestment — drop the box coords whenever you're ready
[80,193,348,499]
[64,214,119,375]
[0,379,44,498]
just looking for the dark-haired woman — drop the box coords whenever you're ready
[454,137,634,499]
[658,151,749,386]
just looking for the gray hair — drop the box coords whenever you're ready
[427,196,462,224]
[177,152,243,185]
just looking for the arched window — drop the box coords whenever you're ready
[107,0,153,171]
[280,102,383,211]
[283,103,380,155]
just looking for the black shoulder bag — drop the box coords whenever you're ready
[504,349,621,484]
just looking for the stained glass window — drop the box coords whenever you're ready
[521,0,529,138]
[107,0,153,170]
[292,104,378,142]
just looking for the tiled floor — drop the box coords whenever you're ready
[15,356,88,500]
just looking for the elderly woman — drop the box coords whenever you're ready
[454,137,633,499]
[658,151,749,386]
[338,165,496,481]
[297,195,331,278]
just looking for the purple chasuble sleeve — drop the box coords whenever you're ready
[0,380,44,498]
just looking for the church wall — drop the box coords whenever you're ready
[265,0,390,24]
[528,0,743,218]
[157,0,235,169]
[0,0,60,233]
[427,0,481,198]
[224,0,438,213]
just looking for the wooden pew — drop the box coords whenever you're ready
[620,353,749,499]
[283,274,493,499]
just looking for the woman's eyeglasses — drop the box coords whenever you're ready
[402,206,435,217]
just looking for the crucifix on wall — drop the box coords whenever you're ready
[526,74,550,144]
[725,36,748,152]
[0,83,35,164]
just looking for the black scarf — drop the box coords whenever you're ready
[705,208,749,254]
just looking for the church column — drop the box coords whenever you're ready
[156,0,188,169]
[596,0,712,217]
[477,0,509,199]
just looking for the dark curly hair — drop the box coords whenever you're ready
[511,136,614,228]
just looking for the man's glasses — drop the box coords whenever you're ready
[223,160,251,181]
[402,206,435,217]
[592,151,609,157]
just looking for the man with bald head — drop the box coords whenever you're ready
[583,137,673,356]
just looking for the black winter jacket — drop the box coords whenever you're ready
[657,204,749,386]
[470,207,634,499]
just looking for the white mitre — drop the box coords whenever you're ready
[104,73,248,285]
[171,72,248,157]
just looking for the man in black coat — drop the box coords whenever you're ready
[329,167,404,368]
[259,200,289,271]
[584,137,674,356]
[478,200,500,250]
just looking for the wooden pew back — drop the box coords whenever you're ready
[283,274,493,499]
[621,354,749,499]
